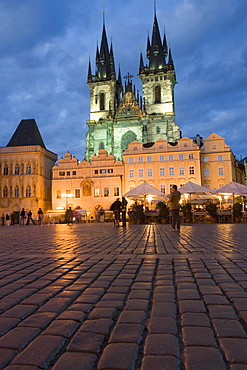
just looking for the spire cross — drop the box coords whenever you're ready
[124,72,133,84]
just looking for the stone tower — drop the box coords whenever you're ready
[85,8,180,161]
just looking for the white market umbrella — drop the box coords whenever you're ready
[124,182,164,207]
[178,181,212,194]
[215,181,247,195]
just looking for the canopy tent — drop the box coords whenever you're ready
[215,181,247,195]
[178,181,212,194]
[124,182,164,207]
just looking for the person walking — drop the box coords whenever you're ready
[65,207,73,225]
[5,213,10,226]
[169,184,181,231]
[110,198,122,227]
[26,210,36,225]
[121,196,128,227]
[37,208,44,225]
[20,208,25,226]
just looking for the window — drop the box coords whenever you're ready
[100,169,106,174]
[108,169,113,173]
[104,188,109,197]
[114,187,119,196]
[147,168,153,177]
[219,183,225,188]
[154,85,161,103]
[159,145,164,149]
[204,168,210,177]
[66,171,70,176]
[188,153,194,160]
[72,171,77,176]
[204,156,209,162]
[14,186,19,198]
[168,155,174,161]
[26,185,31,197]
[75,189,80,198]
[138,157,143,163]
[160,167,165,176]
[94,170,98,174]
[160,185,166,194]
[147,156,152,162]
[183,143,188,147]
[129,169,134,178]
[218,167,224,176]
[15,165,20,175]
[156,126,160,134]
[94,188,100,197]
[65,190,71,195]
[100,92,105,110]
[169,167,174,176]
[59,171,65,176]
[179,167,185,176]
[3,165,8,175]
[133,146,138,151]
[159,155,164,161]
[178,154,184,160]
[139,169,144,177]
[129,157,134,163]
[189,166,195,175]
[56,190,61,199]
[218,155,223,161]
[212,144,217,149]
[3,186,8,197]
[26,164,31,174]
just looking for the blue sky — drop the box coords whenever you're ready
[0,0,246,161]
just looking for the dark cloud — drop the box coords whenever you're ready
[0,0,246,161]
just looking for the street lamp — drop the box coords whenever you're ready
[61,193,73,209]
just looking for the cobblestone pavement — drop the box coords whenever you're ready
[1,223,247,369]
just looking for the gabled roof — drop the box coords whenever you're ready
[6,119,46,148]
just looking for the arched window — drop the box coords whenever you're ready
[3,165,8,175]
[3,186,8,197]
[14,186,19,198]
[26,164,31,174]
[100,92,105,111]
[15,165,20,175]
[156,126,160,134]
[33,185,36,196]
[154,85,161,103]
[99,142,104,150]
[26,185,31,197]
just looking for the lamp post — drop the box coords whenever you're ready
[61,193,73,209]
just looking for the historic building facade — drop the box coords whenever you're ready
[85,10,181,161]
[0,119,57,222]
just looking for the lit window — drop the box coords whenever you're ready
[168,155,174,161]
[26,164,31,174]
[188,153,194,160]
[108,169,113,173]
[160,185,166,194]
[204,168,210,177]
[129,169,134,178]
[57,190,61,199]
[147,168,153,177]
[129,157,134,163]
[147,156,152,162]
[100,169,106,174]
[104,188,109,197]
[159,155,164,161]
[218,167,224,176]
[59,171,65,176]
[114,187,119,196]
[26,185,31,197]
[160,168,165,176]
[138,157,143,163]
[189,166,195,175]
[94,188,100,197]
[179,154,184,160]
[75,189,80,198]
[179,167,184,176]
[218,155,223,161]
[169,167,174,176]
[139,169,144,177]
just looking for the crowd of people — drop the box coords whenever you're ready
[4,208,44,226]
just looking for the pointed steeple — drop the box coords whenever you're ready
[139,51,145,74]
[118,64,122,85]
[146,34,151,60]
[109,41,116,75]
[87,57,92,82]
[149,12,166,70]
[168,48,174,69]
[163,28,168,56]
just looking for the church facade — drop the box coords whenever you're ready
[85,10,181,161]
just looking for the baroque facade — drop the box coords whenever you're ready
[85,9,180,161]
[0,119,57,222]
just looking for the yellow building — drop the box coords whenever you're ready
[0,119,57,223]
[52,149,124,218]
[122,137,202,195]
[200,133,245,189]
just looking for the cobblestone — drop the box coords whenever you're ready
[1,223,247,369]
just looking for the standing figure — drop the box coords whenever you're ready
[26,210,36,225]
[11,213,15,225]
[110,198,122,227]
[121,197,128,227]
[5,213,10,226]
[20,208,25,226]
[37,208,44,225]
[65,207,73,225]
[169,185,181,231]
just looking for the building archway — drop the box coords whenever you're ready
[121,130,137,152]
